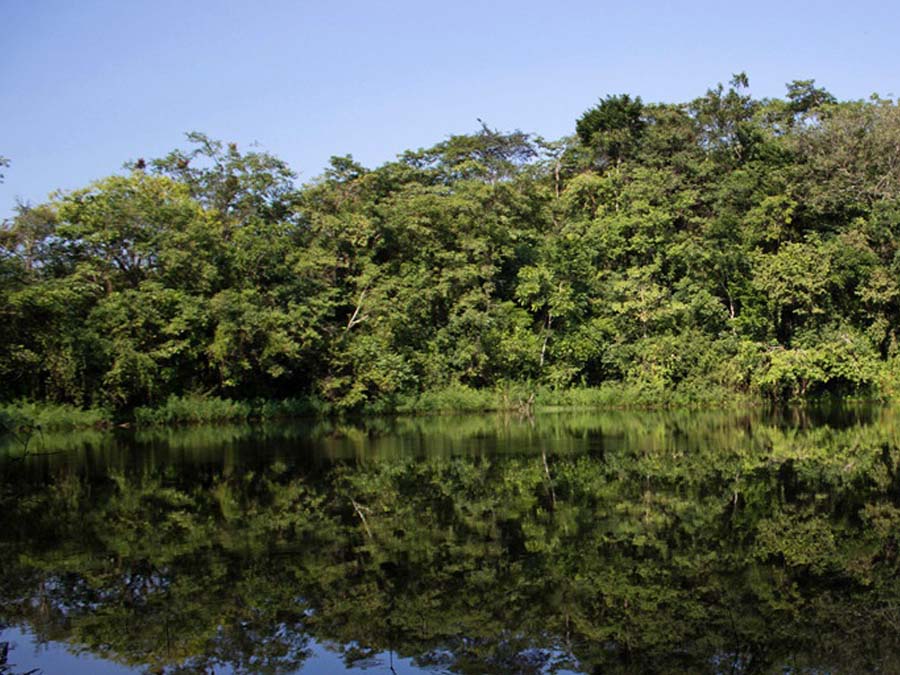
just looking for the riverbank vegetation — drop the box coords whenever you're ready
[3,75,900,421]
[1,384,744,431]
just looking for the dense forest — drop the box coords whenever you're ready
[3,75,900,416]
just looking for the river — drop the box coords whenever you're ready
[1,406,897,673]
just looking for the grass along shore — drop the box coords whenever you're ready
[0,383,754,432]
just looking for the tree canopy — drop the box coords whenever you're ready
[3,76,900,411]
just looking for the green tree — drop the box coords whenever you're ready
[576,94,645,165]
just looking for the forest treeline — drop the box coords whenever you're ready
[3,75,900,415]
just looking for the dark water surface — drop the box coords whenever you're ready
[1,406,899,674]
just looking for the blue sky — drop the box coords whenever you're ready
[2,0,898,216]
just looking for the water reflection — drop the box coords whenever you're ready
[1,407,899,673]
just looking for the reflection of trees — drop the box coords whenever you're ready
[1,410,900,673]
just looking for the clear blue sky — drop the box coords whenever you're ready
[2,0,898,216]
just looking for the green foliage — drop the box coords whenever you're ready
[751,331,882,400]
[394,383,500,413]
[3,79,900,413]
[133,394,253,425]
[576,94,645,163]
[132,395,327,426]
[0,401,112,431]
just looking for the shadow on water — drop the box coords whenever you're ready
[1,404,899,673]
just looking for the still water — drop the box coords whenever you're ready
[1,406,898,674]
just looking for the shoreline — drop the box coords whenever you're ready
[1,384,881,433]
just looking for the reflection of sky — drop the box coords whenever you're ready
[2,627,133,674]
[2,627,585,673]
[0,627,424,674]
